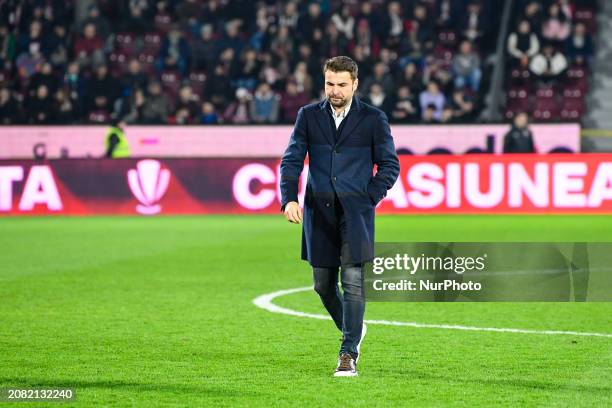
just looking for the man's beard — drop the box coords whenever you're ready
[328,95,349,109]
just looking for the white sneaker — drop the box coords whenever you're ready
[334,352,357,377]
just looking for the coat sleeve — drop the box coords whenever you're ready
[279,107,308,211]
[367,111,400,205]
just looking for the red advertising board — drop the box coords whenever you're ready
[1,154,611,216]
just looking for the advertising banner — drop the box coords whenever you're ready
[0,124,580,159]
[1,154,611,216]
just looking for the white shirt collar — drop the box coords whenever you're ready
[329,99,352,130]
[329,98,352,120]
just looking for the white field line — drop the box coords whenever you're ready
[252,286,612,338]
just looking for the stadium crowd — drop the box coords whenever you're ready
[0,0,595,126]
[504,0,598,120]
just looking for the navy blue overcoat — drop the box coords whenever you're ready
[280,97,400,267]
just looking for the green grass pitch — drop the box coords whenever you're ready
[0,215,610,407]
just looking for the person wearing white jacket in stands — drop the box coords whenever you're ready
[529,43,567,83]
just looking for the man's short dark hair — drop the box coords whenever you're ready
[323,56,358,81]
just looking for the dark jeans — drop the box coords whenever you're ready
[312,195,365,358]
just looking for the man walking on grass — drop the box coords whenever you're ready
[280,56,400,377]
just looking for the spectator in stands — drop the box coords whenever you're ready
[363,83,392,116]
[173,85,199,121]
[397,62,424,96]
[249,7,268,52]
[441,106,455,123]
[260,52,286,90]
[16,42,44,81]
[424,55,453,94]
[356,2,381,39]
[17,20,45,58]
[450,89,475,122]
[46,1,73,31]
[280,80,310,123]
[85,64,119,117]
[191,24,216,71]
[54,89,76,124]
[503,112,536,153]
[141,81,171,124]
[200,102,219,124]
[297,2,326,47]
[223,87,252,124]
[0,87,20,124]
[73,23,104,68]
[542,2,572,46]
[199,0,225,30]
[362,62,394,96]
[153,0,172,32]
[270,25,293,61]
[398,18,427,68]
[459,1,488,46]
[529,43,568,83]
[208,63,232,110]
[79,5,110,42]
[331,5,355,40]
[422,104,439,123]
[350,19,379,60]
[390,85,418,123]
[121,59,149,97]
[250,82,279,123]
[410,3,435,53]
[113,87,145,124]
[47,24,69,68]
[176,0,203,34]
[522,1,544,35]
[217,47,238,78]
[216,20,244,57]
[158,26,190,76]
[380,1,404,49]
[507,20,540,67]
[28,62,57,98]
[322,22,349,58]
[419,81,445,121]
[123,0,150,34]
[63,62,85,114]
[0,24,16,68]
[565,22,594,66]
[279,1,299,31]
[378,48,395,68]
[173,107,191,124]
[292,62,313,97]
[25,5,48,33]
[235,48,260,91]
[436,0,458,29]
[26,84,54,124]
[453,40,482,92]
[350,45,374,81]
[294,44,320,86]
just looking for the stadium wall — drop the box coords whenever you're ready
[1,154,611,216]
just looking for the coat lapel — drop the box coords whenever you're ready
[336,97,365,147]
[315,99,335,146]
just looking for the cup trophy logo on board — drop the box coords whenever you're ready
[127,159,170,215]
